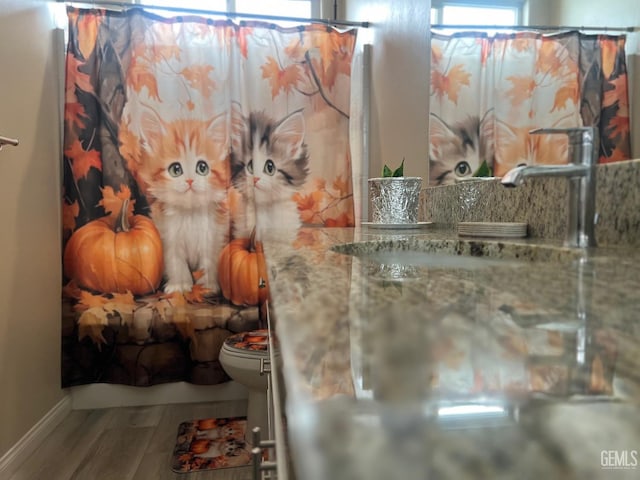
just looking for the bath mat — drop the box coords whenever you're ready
[171,416,254,473]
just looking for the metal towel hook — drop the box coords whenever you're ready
[0,135,19,151]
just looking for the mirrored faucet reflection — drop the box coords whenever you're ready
[501,127,598,248]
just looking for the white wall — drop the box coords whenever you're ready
[523,0,557,25]
[344,0,431,181]
[0,0,65,458]
[553,0,638,27]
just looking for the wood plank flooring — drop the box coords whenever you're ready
[9,400,254,480]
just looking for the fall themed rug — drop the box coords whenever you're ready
[171,416,253,473]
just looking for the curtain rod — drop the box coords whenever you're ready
[431,24,637,33]
[59,1,370,28]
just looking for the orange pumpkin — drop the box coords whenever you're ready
[189,438,211,454]
[218,229,269,306]
[63,200,163,295]
[197,418,218,430]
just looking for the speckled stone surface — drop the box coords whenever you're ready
[422,159,640,247]
[262,226,640,480]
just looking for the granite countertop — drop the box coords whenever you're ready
[262,225,640,480]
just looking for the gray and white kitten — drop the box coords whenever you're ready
[230,105,310,242]
[429,111,495,186]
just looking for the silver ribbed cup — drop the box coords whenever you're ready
[368,177,422,224]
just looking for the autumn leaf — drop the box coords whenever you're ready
[66,55,93,94]
[603,76,629,112]
[589,354,611,393]
[192,269,205,282]
[118,124,142,167]
[127,46,160,101]
[150,43,181,64]
[307,28,355,75]
[325,212,353,227]
[311,56,338,91]
[78,307,109,346]
[184,284,210,304]
[164,291,187,307]
[261,57,302,98]
[62,280,83,300]
[63,200,80,237]
[237,26,252,58]
[190,21,213,39]
[606,115,630,140]
[152,297,174,325]
[76,12,102,61]
[506,76,537,107]
[431,64,471,105]
[111,291,136,307]
[318,31,341,70]
[536,40,564,76]
[476,37,491,66]
[76,290,110,311]
[294,190,325,224]
[99,185,135,222]
[65,101,88,131]
[285,38,307,61]
[293,228,323,249]
[431,44,443,67]
[551,84,578,112]
[332,174,350,196]
[601,146,629,164]
[600,38,618,80]
[510,36,532,53]
[314,178,327,191]
[65,140,102,180]
[180,65,216,98]
[431,70,448,100]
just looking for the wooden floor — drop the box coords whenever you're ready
[10,400,255,480]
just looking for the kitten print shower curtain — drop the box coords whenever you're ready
[61,7,356,387]
[429,31,631,185]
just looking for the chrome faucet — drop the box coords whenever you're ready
[501,127,598,248]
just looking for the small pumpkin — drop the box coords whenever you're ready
[218,229,269,306]
[63,199,163,295]
[189,438,210,455]
[197,418,217,431]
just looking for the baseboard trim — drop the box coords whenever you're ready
[0,396,72,479]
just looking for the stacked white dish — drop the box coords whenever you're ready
[458,222,527,238]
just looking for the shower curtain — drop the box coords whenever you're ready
[61,7,357,387]
[429,30,631,185]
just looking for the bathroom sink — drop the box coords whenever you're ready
[331,237,582,267]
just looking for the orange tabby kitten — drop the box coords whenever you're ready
[123,108,235,294]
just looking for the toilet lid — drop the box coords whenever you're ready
[223,329,269,354]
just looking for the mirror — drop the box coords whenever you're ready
[429,0,640,185]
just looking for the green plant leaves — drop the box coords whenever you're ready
[382,158,404,177]
[473,159,493,177]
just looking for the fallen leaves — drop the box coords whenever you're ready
[68,281,247,348]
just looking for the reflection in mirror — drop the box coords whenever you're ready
[428,0,640,186]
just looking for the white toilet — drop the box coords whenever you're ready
[219,329,277,445]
